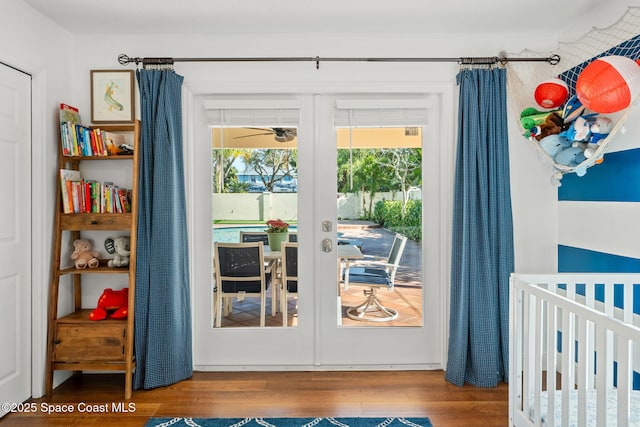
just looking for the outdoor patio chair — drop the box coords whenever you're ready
[343,233,408,322]
[213,242,269,327]
[240,230,281,315]
[240,231,269,245]
[279,241,298,327]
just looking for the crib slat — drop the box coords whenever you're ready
[577,314,589,427]
[604,282,614,316]
[617,336,631,427]
[585,280,596,309]
[585,279,597,394]
[595,325,607,427]
[566,281,576,301]
[521,288,531,422]
[623,282,633,324]
[534,295,543,426]
[546,298,557,426]
[561,306,574,427]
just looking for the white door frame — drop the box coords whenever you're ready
[185,80,454,370]
[30,71,49,398]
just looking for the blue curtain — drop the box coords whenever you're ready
[445,68,514,388]
[134,69,192,389]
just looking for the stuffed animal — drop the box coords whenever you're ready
[105,236,130,268]
[520,107,562,131]
[554,146,589,176]
[71,238,100,269]
[89,288,128,321]
[589,116,613,145]
[561,116,592,142]
[538,134,572,158]
[582,116,614,161]
[529,112,564,141]
[561,95,586,123]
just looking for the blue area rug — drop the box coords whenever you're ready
[144,418,432,427]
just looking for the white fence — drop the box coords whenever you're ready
[212,189,421,221]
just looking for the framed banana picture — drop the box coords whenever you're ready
[90,69,135,124]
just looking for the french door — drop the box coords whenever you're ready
[190,91,450,370]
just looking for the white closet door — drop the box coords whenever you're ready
[0,63,32,416]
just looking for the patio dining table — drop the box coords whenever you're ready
[263,243,364,296]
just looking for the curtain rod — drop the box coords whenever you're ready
[118,53,560,70]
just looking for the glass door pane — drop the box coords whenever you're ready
[336,127,423,327]
[193,95,317,369]
[315,94,441,368]
[211,126,299,328]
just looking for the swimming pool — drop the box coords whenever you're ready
[213,225,297,243]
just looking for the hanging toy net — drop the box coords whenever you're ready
[505,7,640,185]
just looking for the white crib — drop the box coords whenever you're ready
[510,273,640,427]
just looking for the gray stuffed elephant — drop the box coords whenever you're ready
[105,236,130,268]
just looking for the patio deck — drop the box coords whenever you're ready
[215,222,423,327]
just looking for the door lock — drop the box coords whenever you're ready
[322,238,333,253]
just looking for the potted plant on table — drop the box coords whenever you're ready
[265,219,289,251]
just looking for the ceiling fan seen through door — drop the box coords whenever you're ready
[234,127,297,143]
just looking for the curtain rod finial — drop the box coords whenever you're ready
[118,54,143,66]
[118,54,130,66]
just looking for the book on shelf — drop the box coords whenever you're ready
[59,104,118,157]
[60,123,109,157]
[59,169,81,214]
[119,189,131,213]
[59,169,131,214]
[59,104,80,156]
[59,103,80,126]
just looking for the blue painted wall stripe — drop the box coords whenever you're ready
[558,245,640,273]
[558,148,640,202]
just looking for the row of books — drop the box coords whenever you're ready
[59,103,124,157]
[60,122,125,157]
[60,169,131,214]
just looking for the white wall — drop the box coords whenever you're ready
[1,0,75,398]
[213,192,299,222]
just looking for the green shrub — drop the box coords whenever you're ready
[373,199,422,241]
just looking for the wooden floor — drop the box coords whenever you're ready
[3,371,509,427]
